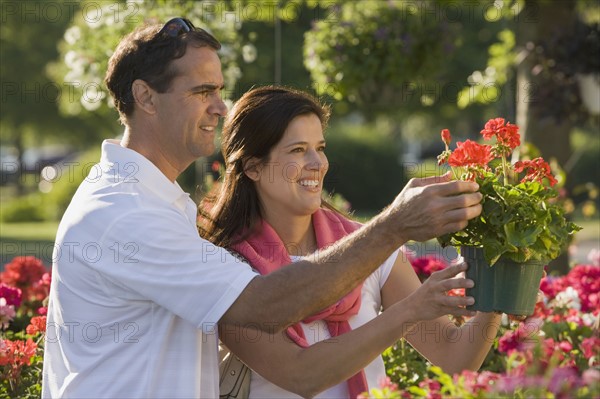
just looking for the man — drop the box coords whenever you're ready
[42,18,482,398]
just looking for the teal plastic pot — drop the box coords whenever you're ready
[461,246,545,316]
[461,246,495,313]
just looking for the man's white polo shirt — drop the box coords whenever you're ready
[42,140,257,398]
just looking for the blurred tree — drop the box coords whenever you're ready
[47,0,244,121]
[0,0,95,193]
[303,0,510,142]
[304,0,599,269]
[43,0,247,195]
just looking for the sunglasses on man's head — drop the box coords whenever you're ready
[157,17,196,38]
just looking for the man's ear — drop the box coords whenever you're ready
[243,157,262,181]
[131,79,157,115]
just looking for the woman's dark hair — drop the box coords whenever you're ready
[104,22,220,125]
[199,86,334,248]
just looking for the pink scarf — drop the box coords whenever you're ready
[232,208,369,398]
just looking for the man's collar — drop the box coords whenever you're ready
[99,139,190,206]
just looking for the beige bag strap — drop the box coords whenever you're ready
[219,345,251,399]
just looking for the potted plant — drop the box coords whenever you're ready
[436,118,581,316]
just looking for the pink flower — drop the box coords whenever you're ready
[587,249,600,267]
[547,367,581,395]
[459,370,500,394]
[409,256,449,281]
[419,379,442,399]
[582,368,600,386]
[378,376,399,391]
[498,318,542,354]
[0,283,22,308]
[0,299,16,330]
[580,337,600,360]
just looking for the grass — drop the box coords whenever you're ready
[0,221,59,241]
[572,218,600,243]
[0,221,58,267]
[0,216,597,269]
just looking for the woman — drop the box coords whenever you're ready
[199,86,501,399]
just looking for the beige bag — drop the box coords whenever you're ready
[219,347,251,399]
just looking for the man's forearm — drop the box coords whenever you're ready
[220,177,482,331]
[220,207,401,331]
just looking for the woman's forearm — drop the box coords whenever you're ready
[408,312,501,374]
[221,302,417,399]
[290,304,417,397]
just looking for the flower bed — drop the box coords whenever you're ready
[368,250,600,399]
[1,254,598,397]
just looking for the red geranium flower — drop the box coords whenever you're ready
[441,129,451,146]
[514,158,558,186]
[480,117,506,139]
[0,257,47,302]
[26,316,47,336]
[0,338,37,367]
[447,140,494,168]
[498,122,520,150]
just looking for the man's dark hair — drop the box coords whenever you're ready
[104,22,221,124]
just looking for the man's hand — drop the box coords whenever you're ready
[389,173,482,242]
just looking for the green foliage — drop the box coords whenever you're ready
[438,171,580,265]
[0,331,43,399]
[382,339,430,390]
[0,0,80,141]
[457,29,516,109]
[0,196,46,223]
[41,147,101,221]
[48,0,244,120]
[304,1,458,116]
[324,121,406,213]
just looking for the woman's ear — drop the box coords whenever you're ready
[243,157,262,181]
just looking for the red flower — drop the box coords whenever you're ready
[1,257,47,300]
[513,158,558,187]
[211,161,222,173]
[30,271,52,302]
[447,140,493,168]
[480,117,506,139]
[580,337,600,360]
[441,129,451,146]
[26,316,47,336]
[498,122,520,150]
[0,338,37,367]
[480,118,520,156]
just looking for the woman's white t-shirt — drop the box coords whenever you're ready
[248,249,400,399]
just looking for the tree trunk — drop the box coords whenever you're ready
[516,0,577,274]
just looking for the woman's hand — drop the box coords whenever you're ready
[400,262,477,323]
